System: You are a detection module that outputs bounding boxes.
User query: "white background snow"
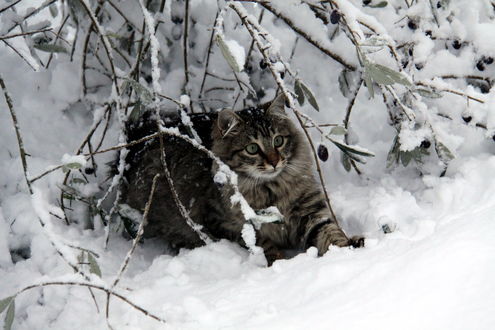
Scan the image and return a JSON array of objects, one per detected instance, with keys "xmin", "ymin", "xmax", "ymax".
[{"xmin": 1, "ymin": 0, "xmax": 495, "ymax": 329}]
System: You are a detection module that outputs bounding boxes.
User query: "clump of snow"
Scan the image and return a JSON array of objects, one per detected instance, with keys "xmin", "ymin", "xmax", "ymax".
[
  {"xmin": 224, "ymin": 39, "xmax": 246, "ymax": 71},
  {"xmin": 61, "ymin": 154, "xmax": 87, "ymax": 168}
]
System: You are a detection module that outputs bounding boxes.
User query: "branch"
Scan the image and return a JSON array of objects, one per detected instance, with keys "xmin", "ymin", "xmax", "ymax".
[
  {"xmin": 12, "ymin": 280, "xmax": 166, "ymax": 324},
  {"xmin": 0, "ymin": 28, "xmax": 53, "ymax": 41},
  {"xmin": 0, "ymin": 74, "xmax": 32, "ymax": 194},
  {"xmin": 250, "ymin": 1, "xmax": 357, "ymax": 71}
]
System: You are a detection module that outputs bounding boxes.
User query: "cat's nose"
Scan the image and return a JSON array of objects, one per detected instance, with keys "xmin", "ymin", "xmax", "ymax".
[{"xmin": 266, "ymin": 152, "xmax": 280, "ymax": 168}]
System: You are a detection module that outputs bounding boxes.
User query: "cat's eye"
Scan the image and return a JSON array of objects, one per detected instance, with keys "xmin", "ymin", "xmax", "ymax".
[
  {"xmin": 245, "ymin": 143, "xmax": 259, "ymax": 155},
  {"xmin": 273, "ymin": 135, "xmax": 284, "ymax": 147}
]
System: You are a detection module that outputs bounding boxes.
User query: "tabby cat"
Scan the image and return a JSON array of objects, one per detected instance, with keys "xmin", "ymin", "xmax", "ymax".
[{"xmin": 120, "ymin": 95, "xmax": 363, "ymax": 264}]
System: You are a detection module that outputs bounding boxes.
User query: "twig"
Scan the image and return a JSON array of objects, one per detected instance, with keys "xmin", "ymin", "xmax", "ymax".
[
  {"xmin": 343, "ymin": 78, "xmax": 363, "ymax": 175},
  {"xmin": 0, "ymin": 74, "xmax": 32, "ymax": 194},
  {"xmin": 0, "ymin": 0, "xmax": 22, "ymax": 14},
  {"xmin": 0, "ymin": 28, "xmax": 53, "ymax": 41},
  {"xmin": 46, "ymin": 16, "xmax": 70, "ymax": 68},
  {"xmin": 6, "ymin": 0, "xmax": 57, "ymax": 34},
  {"xmin": 251, "ymin": 1, "xmax": 357, "ymax": 71},
  {"xmin": 416, "ymin": 81, "xmax": 485, "ymax": 104},
  {"xmin": 2, "ymin": 40, "xmax": 38, "ymax": 71},
  {"xmin": 199, "ymin": 11, "xmax": 219, "ymax": 98},
  {"xmin": 12, "ymin": 281, "xmax": 166, "ymax": 324},
  {"xmin": 183, "ymin": 0, "xmax": 191, "ymax": 92}
]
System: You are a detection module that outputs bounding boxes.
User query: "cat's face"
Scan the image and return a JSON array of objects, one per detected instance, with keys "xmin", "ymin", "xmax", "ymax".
[{"xmin": 212, "ymin": 96, "xmax": 306, "ymax": 181}]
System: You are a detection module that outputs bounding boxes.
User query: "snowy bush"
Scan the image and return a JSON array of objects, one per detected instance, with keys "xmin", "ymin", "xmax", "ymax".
[{"xmin": 1, "ymin": 0, "xmax": 495, "ymax": 328}]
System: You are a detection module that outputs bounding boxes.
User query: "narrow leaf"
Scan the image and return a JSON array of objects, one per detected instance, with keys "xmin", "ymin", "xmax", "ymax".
[
  {"xmin": 129, "ymin": 100, "xmax": 142, "ymax": 122},
  {"xmin": 87, "ymin": 253, "xmax": 102, "ymax": 277},
  {"xmin": 329, "ymin": 126, "xmax": 347, "ymax": 135},
  {"xmin": 400, "ymin": 151, "xmax": 413, "ymax": 167},
  {"xmin": 365, "ymin": 62, "xmax": 412, "ymax": 86},
  {"xmin": 65, "ymin": 162, "xmax": 82, "ymax": 170},
  {"xmin": 216, "ymin": 35, "xmax": 242, "ymax": 72},
  {"xmin": 34, "ymin": 44, "xmax": 68, "ymax": 54},
  {"xmin": 435, "ymin": 141, "xmax": 454, "ymax": 162},
  {"xmin": 330, "ymin": 139, "xmax": 375, "ymax": 157},
  {"xmin": 416, "ymin": 88, "xmax": 443, "ymax": 99},
  {"xmin": 299, "ymin": 81, "xmax": 319, "ymax": 111},
  {"xmin": 341, "ymin": 153, "xmax": 352, "ymax": 172},
  {"xmin": 364, "ymin": 71, "xmax": 374, "ymax": 98},
  {"xmin": 386, "ymin": 135, "xmax": 400, "ymax": 168},
  {"xmin": 4, "ymin": 300, "xmax": 15, "ymax": 330},
  {"xmin": 369, "ymin": 1, "xmax": 388, "ymax": 8},
  {"xmin": 122, "ymin": 78, "xmax": 153, "ymax": 105},
  {"xmin": 0, "ymin": 297, "xmax": 13, "ymax": 314},
  {"xmin": 294, "ymin": 80, "xmax": 305, "ymax": 105},
  {"xmin": 71, "ymin": 178, "xmax": 86, "ymax": 185}
]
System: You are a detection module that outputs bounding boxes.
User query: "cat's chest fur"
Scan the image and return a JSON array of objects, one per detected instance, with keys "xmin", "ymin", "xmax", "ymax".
[{"xmin": 238, "ymin": 171, "xmax": 315, "ymax": 217}]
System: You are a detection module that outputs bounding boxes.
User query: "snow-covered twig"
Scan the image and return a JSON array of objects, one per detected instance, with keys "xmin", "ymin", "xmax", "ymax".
[
  {"xmin": 0, "ymin": 74, "xmax": 32, "ymax": 194},
  {"xmin": 111, "ymin": 174, "xmax": 160, "ymax": 290},
  {"xmin": 10, "ymin": 280, "xmax": 167, "ymax": 324},
  {"xmin": 240, "ymin": 0, "xmax": 357, "ymax": 71}
]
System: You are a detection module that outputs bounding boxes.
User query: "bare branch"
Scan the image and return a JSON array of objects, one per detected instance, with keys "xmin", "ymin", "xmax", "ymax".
[{"xmin": 0, "ymin": 74, "xmax": 32, "ymax": 194}]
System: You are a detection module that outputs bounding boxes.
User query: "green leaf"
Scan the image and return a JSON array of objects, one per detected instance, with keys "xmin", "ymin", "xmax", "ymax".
[
  {"xmin": 341, "ymin": 152, "xmax": 352, "ymax": 172},
  {"xmin": 299, "ymin": 81, "xmax": 319, "ymax": 111},
  {"xmin": 416, "ymin": 88, "xmax": 443, "ymax": 99},
  {"xmin": 364, "ymin": 71, "xmax": 374, "ymax": 98},
  {"xmin": 49, "ymin": 3, "xmax": 59, "ymax": 17},
  {"xmin": 294, "ymin": 80, "xmax": 305, "ymax": 105},
  {"xmin": 365, "ymin": 61, "xmax": 412, "ymax": 87},
  {"xmin": 122, "ymin": 78, "xmax": 153, "ymax": 105},
  {"xmin": 386, "ymin": 135, "xmax": 400, "ymax": 168},
  {"xmin": 400, "ymin": 151, "xmax": 413, "ymax": 167},
  {"xmin": 66, "ymin": 162, "xmax": 82, "ymax": 170},
  {"xmin": 330, "ymin": 139, "xmax": 375, "ymax": 157},
  {"xmin": 71, "ymin": 178, "xmax": 86, "ymax": 185},
  {"xmin": 369, "ymin": 1, "xmax": 388, "ymax": 8},
  {"xmin": 216, "ymin": 35, "xmax": 242, "ymax": 72},
  {"xmin": 34, "ymin": 44, "xmax": 68, "ymax": 54},
  {"xmin": 4, "ymin": 300, "xmax": 15, "ymax": 330},
  {"xmin": 338, "ymin": 69, "xmax": 352, "ymax": 98},
  {"xmin": 129, "ymin": 100, "xmax": 142, "ymax": 122},
  {"xmin": 329, "ymin": 126, "xmax": 347, "ymax": 135},
  {"xmin": 435, "ymin": 141, "xmax": 454, "ymax": 162},
  {"xmin": 0, "ymin": 297, "xmax": 14, "ymax": 314},
  {"xmin": 106, "ymin": 32, "xmax": 126, "ymax": 39},
  {"xmin": 87, "ymin": 253, "xmax": 102, "ymax": 277}
]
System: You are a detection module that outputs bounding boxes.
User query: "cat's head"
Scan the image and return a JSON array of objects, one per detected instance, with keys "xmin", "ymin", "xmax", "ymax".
[{"xmin": 212, "ymin": 95, "xmax": 309, "ymax": 181}]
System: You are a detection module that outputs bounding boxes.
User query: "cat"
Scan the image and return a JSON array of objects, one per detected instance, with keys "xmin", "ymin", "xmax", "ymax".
[{"xmin": 119, "ymin": 95, "xmax": 364, "ymax": 265}]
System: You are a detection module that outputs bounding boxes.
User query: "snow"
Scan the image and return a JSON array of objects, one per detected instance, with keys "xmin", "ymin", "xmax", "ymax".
[
  {"xmin": 224, "ymin": 39, "xmax": 246, "ymax": 71},
  {"xmin": 2, "ymin": 0, "xmax": 495, "ymax": 329}
]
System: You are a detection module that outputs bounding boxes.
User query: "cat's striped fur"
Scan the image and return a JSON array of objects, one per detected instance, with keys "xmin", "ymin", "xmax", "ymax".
[{"xmin": 121, "ymin": 95, "xmax": 363, "ymax": 265}]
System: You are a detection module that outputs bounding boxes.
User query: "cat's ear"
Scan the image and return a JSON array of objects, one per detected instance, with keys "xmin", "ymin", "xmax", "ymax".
[
  {"xmin": 266, "ymin": 93, "xmax": 287, "ymax": 117},
  {"xmin": 216, "ymin": 109, "xmax": 243, "ymax": 138}
]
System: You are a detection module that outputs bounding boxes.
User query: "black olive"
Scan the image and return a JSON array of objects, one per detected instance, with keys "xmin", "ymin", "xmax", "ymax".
[
  {"xmin": 476, "ymin": 61, "xmax": 485, "ymax": 71},
  {"xmin": 462, "ymin": 116, "xmax": 472, "ymax": 123},
  {"xmin": 408, "ymin": 20, "xmax": 417, "ymax": 30},
  {"xmin": 84, "ymin": 167, "xmax": 95, "ymax": 175},
  {"xmin": 330, "ymin": 10, "xmax": 341, "ymax": 24},
  {"xmin": 452, "ymin": 40, "xmax": 461, "ymax": 49},
  {"xmin": 317, "ymin": 144, "xmax": 329, "ymax": 162},
  {"xmin": 483, "ymin": 56, "xmax": 494, "ymax": 65},
  {"xmin": 420, "ymin": 140, "xmax": 431, "ymax": 149},
  {"xmin": 259, "ymin": 60, "xmax": 267, "ymax": 69}
]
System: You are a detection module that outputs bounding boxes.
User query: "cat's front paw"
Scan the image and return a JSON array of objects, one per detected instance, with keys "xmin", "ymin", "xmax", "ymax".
[{"xmin": 349, "ymin": 235, "xmax": 365, "ymax": 248}]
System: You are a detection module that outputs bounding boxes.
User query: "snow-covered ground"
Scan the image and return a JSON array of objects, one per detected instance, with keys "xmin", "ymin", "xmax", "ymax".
[{"xmin": 2, "ymin": 0, "xmax": 495, "ymax": 329}]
